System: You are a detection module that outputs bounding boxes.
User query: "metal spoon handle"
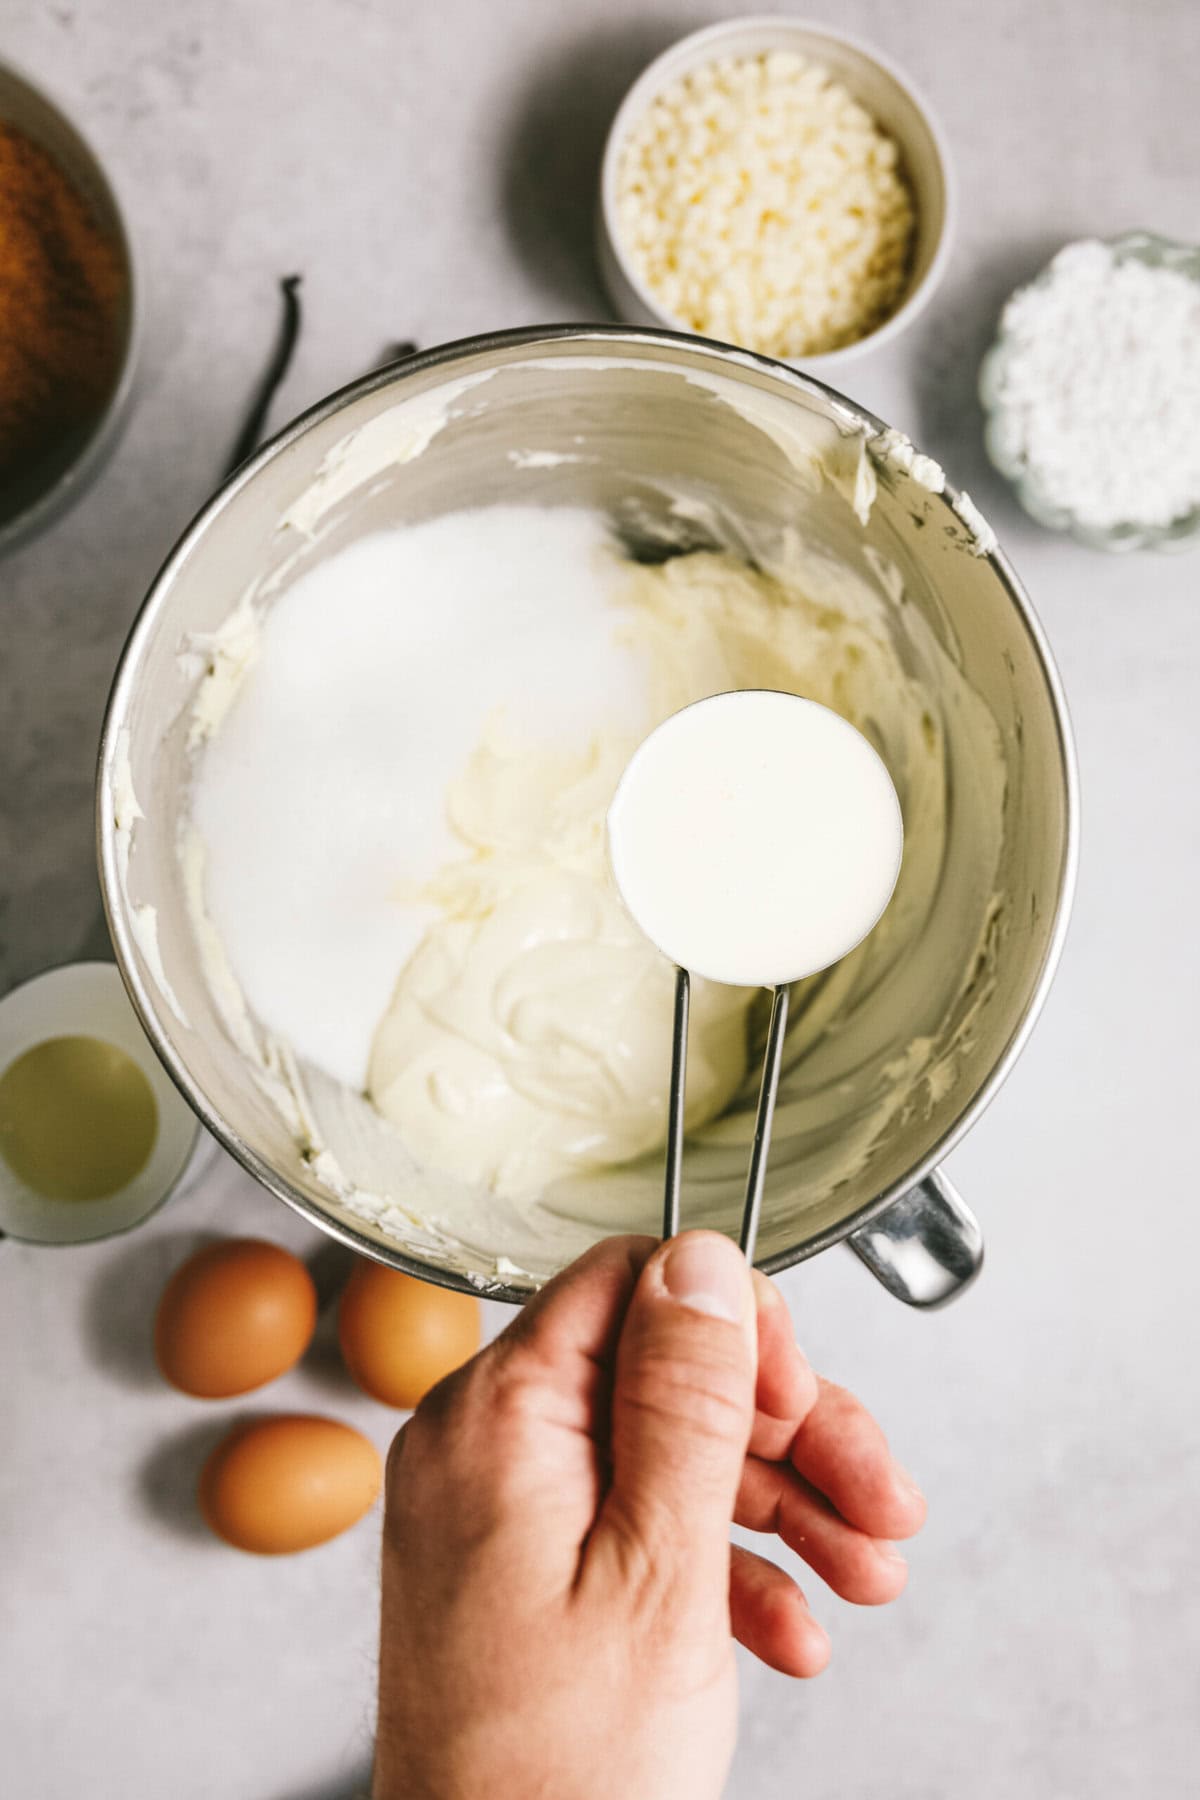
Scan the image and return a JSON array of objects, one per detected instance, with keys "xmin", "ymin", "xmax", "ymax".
[
  {"xmin": 739, "ymin": 983, "xmax": 790, "ymax": 1264},
  {"xmin": 662, "ymin": 965, "xmax": 690, "ymax": 1239},
  {"xmin": 661, "ymin": 973, "xmax": 789, "ymax": 1268}
]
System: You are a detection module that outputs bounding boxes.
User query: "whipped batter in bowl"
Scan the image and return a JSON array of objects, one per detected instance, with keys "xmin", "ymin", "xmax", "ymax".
[{"xmin": 98, "ymin": 330, "xmax": 1076, "ymax": 1298}]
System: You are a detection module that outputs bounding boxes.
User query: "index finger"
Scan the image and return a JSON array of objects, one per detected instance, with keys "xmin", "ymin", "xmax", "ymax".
[{"xmin": 504, "ymin": 1234, "xmax": 657, "ymax": 1370}]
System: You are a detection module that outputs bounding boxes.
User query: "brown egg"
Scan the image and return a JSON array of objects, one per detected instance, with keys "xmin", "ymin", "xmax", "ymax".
[
  {"xmin": 155, "ymin": 1238, "xmax": 317, "ymax": 1398},
  {"xmin": 338, "ymin": 1261, "xmax": 481, "ymax": 1409},
  {"xmin": 198, "ymin": 1414, "xmax": 382, "ymax": 1554}
]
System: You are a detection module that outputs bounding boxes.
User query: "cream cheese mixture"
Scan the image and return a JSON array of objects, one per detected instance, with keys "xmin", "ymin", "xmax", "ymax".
[{"xmin": 189, "ymin": 498, "xmax": 977, "ymax": 1209}]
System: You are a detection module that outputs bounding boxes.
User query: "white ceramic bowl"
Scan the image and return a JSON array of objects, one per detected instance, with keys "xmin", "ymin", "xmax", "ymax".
[{"xmin": 596, "ymin": 16, "xmax": 955, "ymax": 373}]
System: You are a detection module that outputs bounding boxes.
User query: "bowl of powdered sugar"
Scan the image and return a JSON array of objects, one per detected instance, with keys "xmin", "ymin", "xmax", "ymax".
[{"xmin": 980, "ymin": 232, "xmax": 1200, "ymax": 552}]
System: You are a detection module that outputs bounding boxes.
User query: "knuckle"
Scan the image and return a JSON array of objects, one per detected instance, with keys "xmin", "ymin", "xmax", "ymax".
[
  {"xmin": 817, "ymin": 1376, "xmax": 881, "ymax": 1450},
  {"xmin": 409, "ymin": 1365, "xmax": 459, "ymax": 1437},
  {"xmin": 385, "ymin": 1410, "xmax": 443, "ymax": 1520},
  {"xmin": 622, "ymin": 1345, "xmax": 751, "ymax": 1448},
  {"xmin": 444, "ymin": 1351, "xmax": 557, "ymax": 1509},
  {"xmin": 835, "ymin": 1535, "xmax": 899, "ymax": 1605},
  {"xmin": 382, "ymin": 1441, "xmax": 408, "ymax": 1537},
  {"xmin": 384, "ymin": 1420, "xmax": 411, "ymax": 1496},
  {"xmin": 382, "ymin": 1422, "xmax": 429, "ymax": 1552},
  {"xmin": 815, "ymin": 1377, "xmax": 857, "ymax": 1422},
  {"xmin": 389, "ymin": 1365, "xmax": 477, "ymax": 1502},
  {"xmin": 480, "ymin": 1355, "xmax": 552, "ymax": 1460}
]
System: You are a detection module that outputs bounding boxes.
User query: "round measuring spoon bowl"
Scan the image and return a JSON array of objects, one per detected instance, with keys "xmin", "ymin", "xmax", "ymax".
[{"xmin": 607, "ymin": 691, "xmax": 904, "ymax": 988}]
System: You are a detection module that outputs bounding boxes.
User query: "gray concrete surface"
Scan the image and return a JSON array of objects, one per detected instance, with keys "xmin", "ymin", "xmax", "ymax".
[{"xmin": 1, "ymin": 2, "xmax": 1198, "ymax": 1795}]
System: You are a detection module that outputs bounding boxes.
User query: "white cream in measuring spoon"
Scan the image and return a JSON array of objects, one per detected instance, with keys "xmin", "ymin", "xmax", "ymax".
[
  {"xmin": 607, "ymin": 691, "xmax": 904, "ymax": 1255},
  {"xmin": 607, "ymin": 691, "xmax": 904, "ymax": 988}
]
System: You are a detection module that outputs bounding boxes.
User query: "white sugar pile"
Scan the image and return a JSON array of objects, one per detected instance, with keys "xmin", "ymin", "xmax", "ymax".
[{"xmin": 990, "ymin": 240, "xmax": 1200, "ymax": 532}]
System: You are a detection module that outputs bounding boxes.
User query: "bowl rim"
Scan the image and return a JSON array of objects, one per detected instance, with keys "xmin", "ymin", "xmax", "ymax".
[
  {"xmin": 597, "ymin": 14, "xmax": 957, "ymax": 371},
  {"xmin": 95, "ymin": 323, "xmax": 1079, "ymax": 1302},
  {"xmin": 0, "ymin": 54, "xmax": 140, "ymax": 556}
]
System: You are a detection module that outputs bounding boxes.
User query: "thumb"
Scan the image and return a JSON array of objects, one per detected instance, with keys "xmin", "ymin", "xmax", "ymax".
[{"xmin": 594, "ymin": 1231, "xmax": 757, "ymax": 1595}]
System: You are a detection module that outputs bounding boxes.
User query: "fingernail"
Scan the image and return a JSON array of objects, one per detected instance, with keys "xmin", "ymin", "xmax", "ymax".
[
  {"xmin": 663, "ymin": 1234, "xmax": 748, "ymax": 1323},
  {"xmin": 876, "ymin": 1541, "xmax": 907, "ymax": 1567},
  {"xmin": 894, "ymin": 1464, "xmax": 925, "ymax": 1502}
]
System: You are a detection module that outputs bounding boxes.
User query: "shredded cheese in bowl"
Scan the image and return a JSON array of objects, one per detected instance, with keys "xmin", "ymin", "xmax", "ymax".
[{"xmin": 614, "ymin": 49, "xmax": 916, "ymax": 359}]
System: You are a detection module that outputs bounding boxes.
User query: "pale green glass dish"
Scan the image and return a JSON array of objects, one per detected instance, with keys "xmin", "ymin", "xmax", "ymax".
[{"xmin": 979, "ymin": 231, "xmax": 1200, "ymax": 554}]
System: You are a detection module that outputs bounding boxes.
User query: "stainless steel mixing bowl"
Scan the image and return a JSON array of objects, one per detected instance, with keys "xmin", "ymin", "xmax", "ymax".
[{"xmin": 97, "ymin": 328, "xmax": 1077, "ymax": 1307}]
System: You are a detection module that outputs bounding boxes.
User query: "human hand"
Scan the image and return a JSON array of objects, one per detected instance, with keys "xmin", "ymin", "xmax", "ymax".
[{"xmin": 375, "ymin": 1232, "xmax": 925, "ymax": 1800}]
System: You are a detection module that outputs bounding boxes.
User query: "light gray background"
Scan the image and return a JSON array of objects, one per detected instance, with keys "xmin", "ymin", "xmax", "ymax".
[{"xmin": 2, "ymin": 2, "xmax": 1198, "ymax": 1796}]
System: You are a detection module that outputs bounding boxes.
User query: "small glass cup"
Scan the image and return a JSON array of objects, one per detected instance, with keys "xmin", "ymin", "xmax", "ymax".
[{"xmin": 0, "ymin": 962, "xmax": 201, "ymax": 1246}]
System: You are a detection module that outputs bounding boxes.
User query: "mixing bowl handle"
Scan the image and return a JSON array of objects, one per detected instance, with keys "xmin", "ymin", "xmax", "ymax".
[{"xmin": 848, "ymin": 1170, "xmax": 983, "ymax": 1308}]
